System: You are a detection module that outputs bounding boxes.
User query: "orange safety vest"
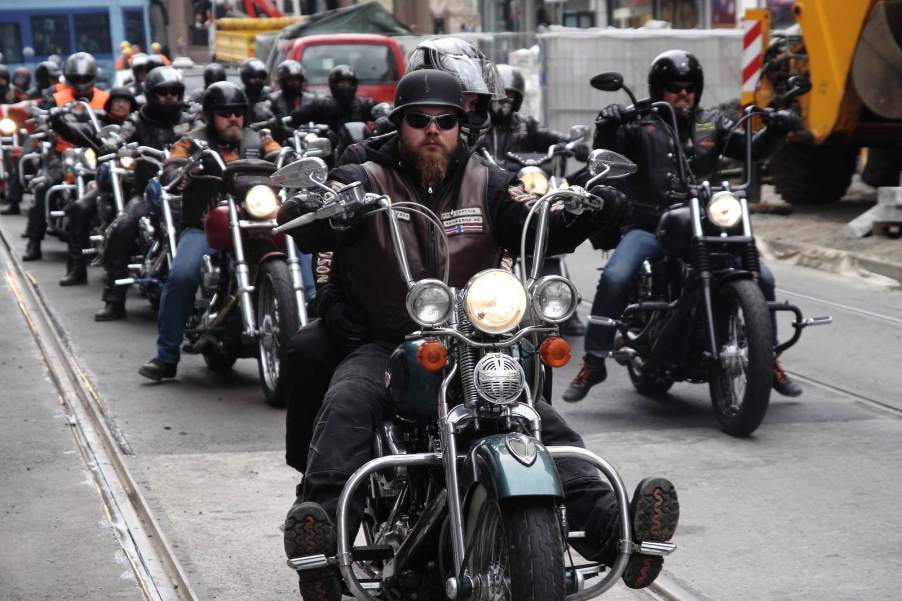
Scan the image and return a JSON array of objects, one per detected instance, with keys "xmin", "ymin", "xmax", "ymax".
[{"xmin": 53, "ymin": 86, "xmax": 110, "ymax": 153}]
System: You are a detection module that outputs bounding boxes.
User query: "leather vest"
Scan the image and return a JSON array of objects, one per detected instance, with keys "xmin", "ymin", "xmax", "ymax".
[{"xmin": 342, "ymin": 156, "xmax": 504, "ymax": 341}]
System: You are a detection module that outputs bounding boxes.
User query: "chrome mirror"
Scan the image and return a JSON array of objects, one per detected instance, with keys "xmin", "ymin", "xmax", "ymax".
[
  {"xmin": 271, "ymin": 157, "xmax": 329, "ymax": 189},
  {"xmin": 588, "ymin": 149, "xmax": 637, "ymax": 179}
]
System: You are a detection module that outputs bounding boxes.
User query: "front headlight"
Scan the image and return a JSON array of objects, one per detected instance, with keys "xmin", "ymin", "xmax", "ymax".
[
  {"xmin": 245, "ymin": 185, "xmax": 280, "ymax": 219},
  {"xmin": 532, "ymin": 276, "xmax": 579, "ymax": 323},
  {"xmin": 119, "ymin": 155, "xmax": 135, "ymax": 170},
  {"xmin": 82, "ymin": 148, "xmax": 97, "ymax": 169},
  {"xmin": 464, "ymin": 269, "xmax": 527, "ymax": 335},
  {"xmin": 518, "ymin": 166, "xmax": 549, "ymax": 196},
  {"xmin": 707, "ymin": 192, "xmax": 742, "ymax": 229},
  {"xmin": 0, "ymin": 118, "xmax": 16, "ymax": 136},
  {"xmin": 406, "ymin": 279, "xmax": 453, "ymax": 327}
]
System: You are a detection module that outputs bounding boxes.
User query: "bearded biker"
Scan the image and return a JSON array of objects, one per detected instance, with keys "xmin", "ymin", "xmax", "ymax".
[
  {"xmin": 276, "ymin": 69, "xmax": 680, "ymax": 600},
  {"xmin": 563, "ymin": 49, "xmax": 805, "ymax": 402},
  {"xmin": 138, "ymin": 81, "xmax": 280, "ymax": 380}
]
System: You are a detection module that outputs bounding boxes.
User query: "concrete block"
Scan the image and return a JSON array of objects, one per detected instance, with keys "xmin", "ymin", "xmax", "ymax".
[
  {"xmin": 844, "ymin": 187, "xmax": 902, "ymax": 239},
  {"xmin": 877, "ymin": 186, "xmax": 902, "ymax": 207}
]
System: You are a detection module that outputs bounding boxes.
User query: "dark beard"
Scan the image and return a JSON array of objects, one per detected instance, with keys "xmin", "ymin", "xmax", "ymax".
[{"xmin": 402, "ymin": 144, "xmax": 451, "ymax": 189}]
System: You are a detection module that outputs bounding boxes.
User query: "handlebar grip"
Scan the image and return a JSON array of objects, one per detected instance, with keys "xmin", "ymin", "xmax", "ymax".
[{"xmin": 272, "ymin": 211, "xmax": 316, "ymax": 233}]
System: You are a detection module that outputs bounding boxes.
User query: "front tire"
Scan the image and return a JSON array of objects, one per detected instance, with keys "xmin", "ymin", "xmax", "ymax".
[
  {"xmin": 769, "ymin": 141, "xmax": 857, "ymax": 205},
  {"xmin": 256, "ymin": 260, "xmax": 300, "ymax": 408},
  {"xmin": 465, "ymin": 485, "xmax": 564, "ymax": 601},
  {"xmin": 708, "ymin": 279, "xmax": 774, "ymax": 437}
]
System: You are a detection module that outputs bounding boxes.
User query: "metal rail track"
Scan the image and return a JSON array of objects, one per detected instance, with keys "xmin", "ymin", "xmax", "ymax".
[{"xmin": 0, "ymin": 224, "xmax": 197, "ymax": 601}]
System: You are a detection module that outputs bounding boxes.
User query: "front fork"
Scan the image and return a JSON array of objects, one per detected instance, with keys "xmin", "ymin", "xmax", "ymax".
[{"xmin": 228, "ymin": 197, "xmax": 257, "ymax": 341}]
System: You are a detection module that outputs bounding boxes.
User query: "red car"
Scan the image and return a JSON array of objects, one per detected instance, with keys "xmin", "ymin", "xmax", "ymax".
[{"xmin": 285, "ymin": 34, "xmax": 405, "ymax": 105}]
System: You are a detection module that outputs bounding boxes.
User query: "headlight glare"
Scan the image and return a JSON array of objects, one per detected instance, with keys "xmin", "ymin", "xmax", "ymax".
[
  {"xmin": 532, "ymin": 275, "xmax": 579, "ymax": 323},
  {"xmin": 405, "ymin": 279, "xmax": 453, "ymax": 327},
  {"xmin": 119, "ymin": 155, "xmax": 135, "ymax": 170},
  {"xmin": 245, "ymin": 185, "xmax": 279, "ymax": 219},
  {"xmin": 464, "ymin": 269, "xmax": 527, "ymax": 335},
  {"xmin": 82, "ymin": 148, "xmax": 97, "ymax": 169},
  {"xmin": 0, "ymin": 118, "xmax": 16, "ymax": 136},
  {"xmin": 707, "ymin": 192, "xmax": 742, "ymax": 229},
  {"xmin": 517, "ymin": 166, "xmax": 548, "ymax": 196}
]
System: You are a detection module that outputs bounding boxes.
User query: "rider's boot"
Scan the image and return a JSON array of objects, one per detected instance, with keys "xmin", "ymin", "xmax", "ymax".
[
  {"xmin": 622, "ymin": 477, "xmax": 680, "ymax": 589},
  {"xmin": 0, "ymin": 202, "xmax": 20, "ymax": 215},
  {"xmin": 284, "ymin": 497, "xmax": 342, "ymax": 601},
  {"xmin": 138, "ymin": 357, "xmax": 177, "ymax": 381},
  {"xmin": 22, "ymin": 238, "xmax": 41, "ymax": 261},
  {"xmin": 59, "ymin": 254, "xmax": 88, "ymax": 286},
  {"xmin": 95, "ymin": 283, "xmax": 127, "ymax": 321},
  {"xmin": 772, "ymin": 354, "xmax": 802, "ymax": 397},
  {"xmin": 562, "ymin": 354, "xmax": 607, "ymax": 402}
]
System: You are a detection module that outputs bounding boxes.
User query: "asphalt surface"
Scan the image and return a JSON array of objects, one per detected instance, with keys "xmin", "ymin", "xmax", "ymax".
[{"xmin": 2, "ymin": 207, "xmax": 901, "ymax": 600}]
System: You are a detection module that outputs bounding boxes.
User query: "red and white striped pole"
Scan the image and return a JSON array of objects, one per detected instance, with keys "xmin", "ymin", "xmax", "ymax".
[{"xmin": 741, "ymin": 9, "xmax": 770, "ymax": 107}]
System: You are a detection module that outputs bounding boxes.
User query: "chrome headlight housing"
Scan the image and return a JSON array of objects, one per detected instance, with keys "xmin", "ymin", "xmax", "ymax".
[
  {"xmin": 531, "ymin": 275, "xmax": 579, "ymax": 323},
  {"xmin": 245, "ymin": 185, "xmax": 280, "ymax": 219},
  {"xmin": 405, "ymin": 279, "xmax": 453, "ymax": 327},
  {"xmin": 707, "ymin": 192, "xmax": 742, "ymax": 229},
  {"xmin": 464, "ymin": 269, "xmax": 527, "ymax": 335},
  {"xmin": 0, "ymin": 118, "xmax": 17, "ymax": 136},
  {"xmin": 517, "ymin": 166, "xmax": 549, "ymax": 196}
]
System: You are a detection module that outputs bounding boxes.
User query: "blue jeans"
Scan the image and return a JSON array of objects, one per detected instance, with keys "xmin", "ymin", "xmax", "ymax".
[
  {"xmin": 585, "ymin": 229, "xmax": 777, "ymax": 355},
  {"xmin": 299, "ymin": 250, "xmax": 316, "ymax": 302},
  {"xmin": 156, "ymin": 228, "xmax": 215, "ymax": 364}
]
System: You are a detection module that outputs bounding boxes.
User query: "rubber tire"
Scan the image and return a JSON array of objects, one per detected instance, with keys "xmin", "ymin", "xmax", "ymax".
[
  {"xmin": 861, "ymin": 146, "xmax": 902, "ymax": 188},
  {"xmin": 465, "ymin": 486, "xmax": 565, "ymax": 601},
  {"xmin": 203, "ymin": 350, "xmax": 237, "ymax": 373},
  {"xmin": 255, "ymin": 260, "xmax": 300, "ymax": 408},
  {"xmin": 770, "ymin": 141, "xmax": 858, "ymax": 205},
  {"xmin": 627, "ymin": 362, "xmax": 674, "ymax": 395},
  {"xmin": 708, "ymin": 279, "xmax": 774, "ymax": 437}
]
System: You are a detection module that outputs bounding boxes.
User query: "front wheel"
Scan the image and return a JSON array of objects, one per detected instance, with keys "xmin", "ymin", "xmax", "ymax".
[
  {"xmin": 256, "ymin": 259, "xmax": 301, "ymax": 408},
  {"xmin": 465, "ymin": 485, "xmax": 564, "ymax": 601},
  {"xmin": 708, "ymin": 279, "xmax": 774, "ymax": 437}
]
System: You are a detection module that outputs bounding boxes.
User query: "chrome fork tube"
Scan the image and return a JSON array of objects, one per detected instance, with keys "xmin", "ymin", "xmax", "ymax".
[
  {"xmin": 162, "ymin": 192, "xmax": 178, "ymax": 265},
  {"xmin": 437, "ymin": 362, "xmax": 466, "ymax": 575},
  {"xmin": 285, "ymin": 237, "xmax": 308, "ymax": 326},
  {"xmin": 528, "ymin": 200, "xmax": 551, "ymax": 285},
  {"xmin": 228, "ymin": 197, "xmax": 256, "ymax": 338},
  {"xmin": 110, "ymin": 166, "xmax": 125, "ymax": 214}
]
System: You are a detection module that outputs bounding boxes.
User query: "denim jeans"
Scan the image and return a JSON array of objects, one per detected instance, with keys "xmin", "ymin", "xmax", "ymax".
[
  {"xmin": 585, "ymin": 229, "xmax": 778, "ymax": 355},
  {"xmin": 155, "ymin": 228, "xmax": 215, "ymax": 364},
  {"xmin": 298, "ymin": 249, "xmax": 315, "ymax": 302}
]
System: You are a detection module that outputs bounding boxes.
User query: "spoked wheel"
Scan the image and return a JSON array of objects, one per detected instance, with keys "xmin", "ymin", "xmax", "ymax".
[
  {"xmin": 708, "ymin": 279, "xmax": 774, "ymax": 437},
  {"xmin": 465, "ymin": 485, "xmax": 564, "ymax": 601},
  {"xmin": 256, "ymin": 260, "xmax": 300, "ymax": 408}
]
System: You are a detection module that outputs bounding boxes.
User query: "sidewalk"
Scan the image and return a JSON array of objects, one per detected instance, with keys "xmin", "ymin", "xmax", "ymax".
[{"xmin": 753, "ymin": 178, "xmax": 902, "ymax": 284}]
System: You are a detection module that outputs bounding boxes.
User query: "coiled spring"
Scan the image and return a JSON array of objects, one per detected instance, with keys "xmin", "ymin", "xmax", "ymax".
[{"xmin": 456, "ymin": 303, "xmax": 479, "ymax": 406}]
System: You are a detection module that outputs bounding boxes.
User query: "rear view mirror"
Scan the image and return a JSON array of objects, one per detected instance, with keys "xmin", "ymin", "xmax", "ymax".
[
  {"xmin": 590, "ymin": 72, "xmax": 624, "ymax": 92},
  {"xmin": 271, "ymin": 157, "xmax": 329, "ymax": 189},
  {"xmin": 587, "ymin": 149, "xmax": 637, "ymax": 180}
]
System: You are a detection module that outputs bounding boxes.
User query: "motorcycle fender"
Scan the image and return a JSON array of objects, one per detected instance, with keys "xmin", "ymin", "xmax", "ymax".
[
  {"xmin": 258, "ymin": 250, "xmax": 287, "ymax": 265},
  {"xmin": 716, "ymin": 269, "xmax": 757, "ymax": 286},
  {"xmin": 469, "ymin": 433, "xmax": 563, "ymax": 501}
]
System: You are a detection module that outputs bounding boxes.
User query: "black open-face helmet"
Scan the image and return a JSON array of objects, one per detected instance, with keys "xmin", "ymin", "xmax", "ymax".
[
  {"xmin": 406, "ymin": 37, "xmax": 505, "ymax": 130},
  {"xmin": 146, "ymin": 54, "xmax": 166, "ymax": 72},
  {"xmin": 64, "ymin": 52, "xmax": 98, "ymax": 97},
  {"xmin": 203, "ymin": 62, "xmax": 227, "ymax": 88},
  {"xmin": 389, "ymin": 69, "xmax": 465, "ymax": 126},
  {"xmin": 276, "ymin": 59, "xmax": 305, "ymax": 92},
  {"xmin": 328, "ymin": 64, "xmax": 358, "ymax": 104},
  {"xmin": 35, "ymin": 61, "xmax": 61, "ymax": 90},
  {"xmin": 496, "ymin": 64, "xmax": 526, "ymax": 112},
  {"xmin": 131, "ymin": 53, "xmax": 150, "ymax": 82},
  {"xmin": 240, "ymin": 58, "xmax": 267, "ymax": 93},
  {"xmin": 202, "ymin": 81, "xmax": 248, "ymax": 123},
  {"xmin": 144, "ymin": 66, "xmax": 185, "ymax": 121},
  {"xmin": 648, "ymin": 49, "xmax": 704, "ymax": 107},
  {"xmin": 104, "ymin": 86, "xmax": 139, "ymax": 113}
]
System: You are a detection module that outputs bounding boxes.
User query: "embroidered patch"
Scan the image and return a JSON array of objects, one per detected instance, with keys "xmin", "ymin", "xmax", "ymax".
[
  {"xmin": 394, "ymin": 210, "xmax": 411, "ymax": 222},
  {"xmin": 695, "ymin": 121, "xmax": 716, "ymax": 132},
  {"xmin": 442, "ymin": 207, "xmax": 484, "ymax": 235}
]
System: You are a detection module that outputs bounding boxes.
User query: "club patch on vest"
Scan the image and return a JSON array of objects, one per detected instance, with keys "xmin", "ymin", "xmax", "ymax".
[
  {"xmin": 441, "ymin": 207, "xmax": 483, "ymax": 236},
  {"xmin": 695, "ymin": 121, "xmax": 715, "ymax": 132}
]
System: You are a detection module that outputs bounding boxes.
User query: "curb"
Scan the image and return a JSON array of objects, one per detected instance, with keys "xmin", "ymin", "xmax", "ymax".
[{"xmin": 757, "ymin": 237, "xmax": 902, "ymax": 286}]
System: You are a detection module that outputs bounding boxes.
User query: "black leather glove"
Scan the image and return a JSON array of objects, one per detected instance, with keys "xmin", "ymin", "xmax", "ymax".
[
  {"xmin": 329, "ymin": 201, "xmax": 366, "ymax": 230},
  {"xmin": 571, "ymin": 142, "xmax": 590, "ymax": 162},
  {"xmin": 589, "ymin": 185, "xmax": 627, "ymax": 224},
  {"xmin": 596, "ymin": 104, "xmax": 625, "ymax": 126},
  {"xmin": 277, "ymin": 193, "xmax": 321, "ymax": 227},
  {"xmin": 767, "ymin": 110, "xmax": 803, "ymax": 133}
]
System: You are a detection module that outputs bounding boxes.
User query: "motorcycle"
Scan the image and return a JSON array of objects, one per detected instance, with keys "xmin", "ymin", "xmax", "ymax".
[
  {"xmin": 589, "ymin": 72, "xmax": 831, "ymax": 436},
  {"xmin": 273, "ymin": 154, "xmax": 675, "ymax": 600},
  {"xmin": 178, "ymin": 140, "xmax": 304, "ymax": 407},
  {"xmin": 0, "ymin": 103, "xmax": 26, "ymax": 200}
]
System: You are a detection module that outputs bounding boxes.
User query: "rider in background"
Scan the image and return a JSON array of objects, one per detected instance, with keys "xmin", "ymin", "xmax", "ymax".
[
  {"xmin": 239, "ymin": 58, "xmax": 273, "ymax": 125},
  {"xmin": 562, "ymin": 49, "xmax": 805, "ymax": 402},
  {"xmin": 187, "ymin": 62, "xmax": 227, "ymax": 106}
]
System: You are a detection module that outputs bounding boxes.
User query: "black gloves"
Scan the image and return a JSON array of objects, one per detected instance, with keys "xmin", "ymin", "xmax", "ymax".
[
  {"xmin": 571, "ymin": 142, "xmax": 590, "ymax": 162},
  {"xmin": 277, "ymin": 193, "xmax": 321, "ymax": 227},
  {"xmin": 589, "ymin": 185, "xmax": 627, "ymax": 224},
  {"xmin": 596, "ymin": 104, "xmax": 625, "ymax": 126},
  {"xmin": 766, "ymin": 110, "xmax": 803, "ymax": 133}
]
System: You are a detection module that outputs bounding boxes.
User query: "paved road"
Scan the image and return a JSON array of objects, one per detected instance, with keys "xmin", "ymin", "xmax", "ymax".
[{"xmin": 2, "ymin": 209, "xmax": 901, "ymax": 601}]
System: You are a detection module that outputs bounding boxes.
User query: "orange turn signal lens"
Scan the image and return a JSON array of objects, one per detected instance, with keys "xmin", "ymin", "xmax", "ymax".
[
  {"xmin": 416, "ymin": 339, "xmax": 448, "ymax": 372},
  {"xmin": 539, "ymin": 336, "xmax": 571, "ymax": 368},
  {"xmin": 63, "ymin": 172, "xmax": 76, "ymax": 184}
]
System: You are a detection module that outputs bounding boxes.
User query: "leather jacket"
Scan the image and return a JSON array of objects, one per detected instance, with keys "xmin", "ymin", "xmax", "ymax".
[{"xmin": 474, "ymin": 113, "xmax": 568, "ymax": 168}]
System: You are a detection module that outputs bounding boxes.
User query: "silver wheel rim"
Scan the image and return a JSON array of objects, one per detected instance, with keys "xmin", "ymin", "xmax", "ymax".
[
  {"xmin": 257, "ymin": 274, "xmax": 281, "ymax": 394},
  {"xmin": 718, "ymin": 302, "xmax": 749, "ymax": 416},
  {"xmin": 469, "ymin": 500, "xmax": 512, "ymax": 601}
]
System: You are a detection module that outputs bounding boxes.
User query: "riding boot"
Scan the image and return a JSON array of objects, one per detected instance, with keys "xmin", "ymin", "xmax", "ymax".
[
  {"xmin": 59, "ymin": 254, "xmax": 88, "ymax": 286},
  {"xmin": 22, "ymin": 238, "xmax": 42, "ymax": 261},
  {"xmin": 95, "ymin": 282, "xmax": 127, "ymax": 321},
  {"xmin": 0, "ymin": 203, "xmax": 20, "ymax": 215}
]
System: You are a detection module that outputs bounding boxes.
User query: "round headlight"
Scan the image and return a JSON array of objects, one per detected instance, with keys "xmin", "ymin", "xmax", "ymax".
[
  {"xmin": 0, "ymin": 118, "xmax": 17, "ymax": 136},
  {"xmin": 82, "ymin": 148, "xmax": 97, "ymax": 169},
  {"xmin": 119, "ymin": 155, "xmax": 135, "ymax": 170},
  {"xmin": 245, "ymin": 185, "xmax": 280, "ymax": 219},
  {"xmin": 518, "ymin": 166, "xmax": 549, "ymax": 196},
  {"xmin": 405, "ymin": 279, "xmax": 453, "ymax": 327},
  {"xmin": 464, "ymin": 269, "xmax": 527, "ymax": 335},
  {"xmin": 531, "ymin": 276, "xmax": 579, "ymax": 323},
  {"xmin": 707, "ymin": 192, "xmax": 742, "ymax": 229}
]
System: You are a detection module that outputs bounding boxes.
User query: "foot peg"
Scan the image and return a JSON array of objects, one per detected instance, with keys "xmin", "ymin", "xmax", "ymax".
[
  {"xmin": 635, "ymin": 540, "xmax": 676, "ymax": 557},
  {"xmin": 287, "ymin": 553, "xmax": 335, "ymax": 572},
  {"xmin": 796, "ymin": 315, "xmax": 832, "ymax": 328}
]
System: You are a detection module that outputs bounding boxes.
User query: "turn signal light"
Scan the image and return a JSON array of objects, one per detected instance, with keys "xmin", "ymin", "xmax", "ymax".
[
  {"xmin": 416, "ymin": 339, "xmax": 448, "ymax": 372},
  {"xmin": 64, "ymin": 172, "xmax": 76, "ymax": 184},
  {"xmin": 539, "ymin": 337, "xmax": 571, "ymax": 368}
]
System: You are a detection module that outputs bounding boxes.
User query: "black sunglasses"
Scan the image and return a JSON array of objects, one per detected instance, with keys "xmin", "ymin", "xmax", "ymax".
[
  {"xmin": 404, "ymin": 112, "xmax": 459, "ymax": 130},
  {"xmin": 155, "ymin": 87, "xmax": 182, "ymax": 98},
  {"xmin": 663, "ymin": 81, "xmax": 696, "ymax": 94},
  {"xmin": 68, "ymin": 74, "xmax": 94, "ymax": 85},
  {"xmin": 215, "ymin": 109, "xmax": 243, "ymax": 118}
]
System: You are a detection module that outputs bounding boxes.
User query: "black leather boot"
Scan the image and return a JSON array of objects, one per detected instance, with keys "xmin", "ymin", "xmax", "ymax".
[
  {"xmin": 22, "ymin": 238, "xmax": 42, "ymax": 261},
  {"xmin": 0, "ymin": 203, "xmax": 20, "ymax": 215},
  {"xmin": 59, "ymin": 255, "xmax": 87, "ymax": 286},
  {"xmin": 95, "ymin": 301, "xmax": 126, "ymax": 321}
]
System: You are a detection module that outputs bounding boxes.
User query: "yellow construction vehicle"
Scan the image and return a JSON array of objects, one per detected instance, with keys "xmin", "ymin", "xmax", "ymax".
[{"xmin": 747, "ymin": 1, "xmax": 902, "ymax": 204}]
